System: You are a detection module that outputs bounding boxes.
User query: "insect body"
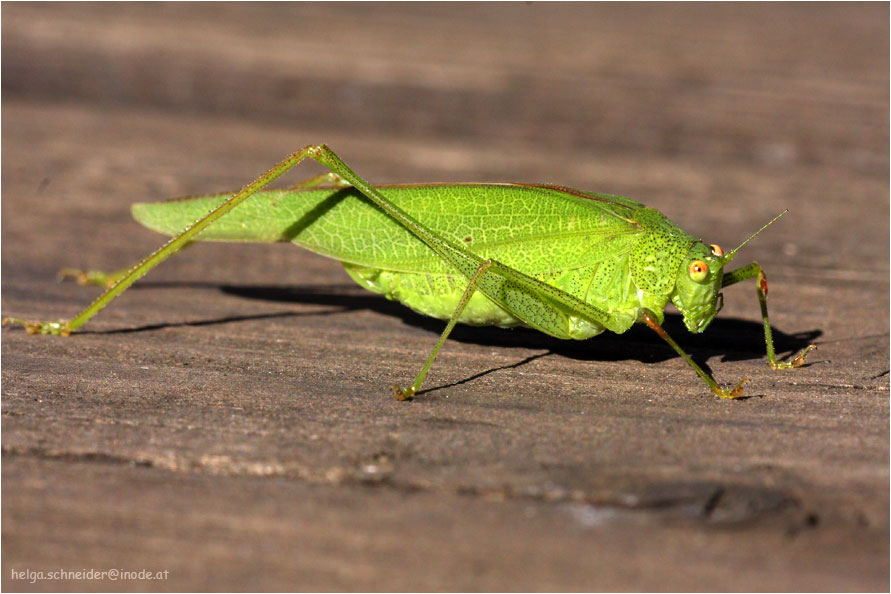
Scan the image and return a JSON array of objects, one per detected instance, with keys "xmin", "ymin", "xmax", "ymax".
[
  {"xmin": 3, "ymin": 145, "xmax": 814, "ymax": 400},
  {"xmin": 134, "ymin": 184, "xmax": 669, "ymax": 337}
]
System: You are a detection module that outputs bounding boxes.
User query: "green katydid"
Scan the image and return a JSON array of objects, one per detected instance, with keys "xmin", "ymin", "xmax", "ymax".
[{"xmin": 3, "ymin": 144, "xmax": 814, "ymax": 400}]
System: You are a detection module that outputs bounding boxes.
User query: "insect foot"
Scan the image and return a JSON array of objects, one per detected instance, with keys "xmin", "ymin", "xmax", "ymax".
[
  {"xmin": 711, "ymin": 378, "xmax": 750, "ymax": 399},
  {"xmin": 770, "ymin": 345, "xmax": 817, "ymax": 370},
  {"xmin": 392, "ymin": 384, "xmax": 416, "ymax": 402},
  {"xmin": 2, "ymin": 317, "xmax": 72, "ymax": 336},
  {"xmin": 58, "ymin": 267, "xmax": 118, "ymax": 288}
]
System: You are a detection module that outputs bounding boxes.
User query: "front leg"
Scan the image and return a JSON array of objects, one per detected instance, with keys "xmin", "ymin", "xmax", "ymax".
[
  {"xmin": 722, "ymin": 262, "xmax": 816, "ymax": 369},
  {"xmin": 639, "ymin": 309, "xmax": 748, "ymax": 399}
]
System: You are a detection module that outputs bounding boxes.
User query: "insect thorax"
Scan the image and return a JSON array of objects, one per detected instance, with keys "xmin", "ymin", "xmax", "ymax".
[{"xmin": 628, "ymin": 207, "xmax": 696, "ymax": 302}]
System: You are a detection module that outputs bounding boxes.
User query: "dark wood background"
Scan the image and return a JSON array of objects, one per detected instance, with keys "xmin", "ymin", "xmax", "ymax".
[{"xmin": 2, "ymin": 3, "xmax": 888, "ymax": 591}]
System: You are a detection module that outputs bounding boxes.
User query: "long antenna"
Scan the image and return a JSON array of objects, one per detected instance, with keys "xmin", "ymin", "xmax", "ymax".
[{"xmin": 725, "ymin": 210, "xmax": 787, "ymax": 263}]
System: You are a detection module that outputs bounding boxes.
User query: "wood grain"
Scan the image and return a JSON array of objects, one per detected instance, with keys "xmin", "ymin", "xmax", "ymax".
[{"xmin": 2, "ymin": 4, "xmax": 888, "ymax": 591}]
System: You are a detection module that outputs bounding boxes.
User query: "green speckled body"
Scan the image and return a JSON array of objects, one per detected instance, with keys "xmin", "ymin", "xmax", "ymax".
[{"xmin": 132, "ymin": 184, "xmax": 697, "ymax": 340}]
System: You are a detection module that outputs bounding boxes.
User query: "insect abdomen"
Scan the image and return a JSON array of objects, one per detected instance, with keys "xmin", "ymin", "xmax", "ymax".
[
  {"xmin": 343, "ymin": 263, "xmax": 524, "ymax": 328},
  {"xmin": 343, "ymin": 263, "xmax": 613, "ymax": 340}
]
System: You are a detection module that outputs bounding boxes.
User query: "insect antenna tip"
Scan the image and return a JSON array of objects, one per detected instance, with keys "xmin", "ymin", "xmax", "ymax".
[{"xmin": 725, "ymin": 210, "xmax": 787, "ymax": 263}]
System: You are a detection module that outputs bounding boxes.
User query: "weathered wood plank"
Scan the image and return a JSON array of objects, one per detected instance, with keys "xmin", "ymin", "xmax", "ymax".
[{"xmin": 2, "ymin": 3, "xmax": 888, "ymax": 591}]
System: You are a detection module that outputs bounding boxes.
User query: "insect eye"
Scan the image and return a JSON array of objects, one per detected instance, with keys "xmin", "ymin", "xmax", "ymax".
[
  {"xmin": 709, "ymin": 244, "xmax": 724, "ymax": 257},
  {"xmin": 688, "ymin": 260, "xmax": 709, "ymax": 282}
]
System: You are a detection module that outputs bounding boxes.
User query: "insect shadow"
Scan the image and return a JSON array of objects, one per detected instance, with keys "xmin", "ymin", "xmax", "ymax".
[
  {"xmin": 95, "ymin": 280, "xmax": 821, "ymax": 373},
  {"xmin": 213, "ymin": 283, "xmax": 821, "ymax": 369}
]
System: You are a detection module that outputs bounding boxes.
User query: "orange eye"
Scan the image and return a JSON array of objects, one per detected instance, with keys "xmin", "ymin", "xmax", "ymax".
[
  {"xmin": 709, "ymin": 244, "xmax": 724, "ymax": 257},
  {"xmin": 688, "ymin": 260, "xmax": 709, "ymax": 282}
]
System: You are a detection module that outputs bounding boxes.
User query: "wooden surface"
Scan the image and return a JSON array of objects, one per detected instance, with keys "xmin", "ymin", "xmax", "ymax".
[{"xmin": 2, "ymin": 3, "xmax": 888, "ymax": 591}]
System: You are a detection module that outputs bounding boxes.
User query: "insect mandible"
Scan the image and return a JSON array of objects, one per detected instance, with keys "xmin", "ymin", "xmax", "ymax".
[{"xmin": 3, "ymin": 144, "xmax": 815, "ymax": 400}]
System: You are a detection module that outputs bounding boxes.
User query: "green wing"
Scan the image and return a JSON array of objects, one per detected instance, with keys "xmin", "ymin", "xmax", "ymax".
[{"xmin": 132, "ymin": 183, "xmax": 644, "ymax": 276}]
